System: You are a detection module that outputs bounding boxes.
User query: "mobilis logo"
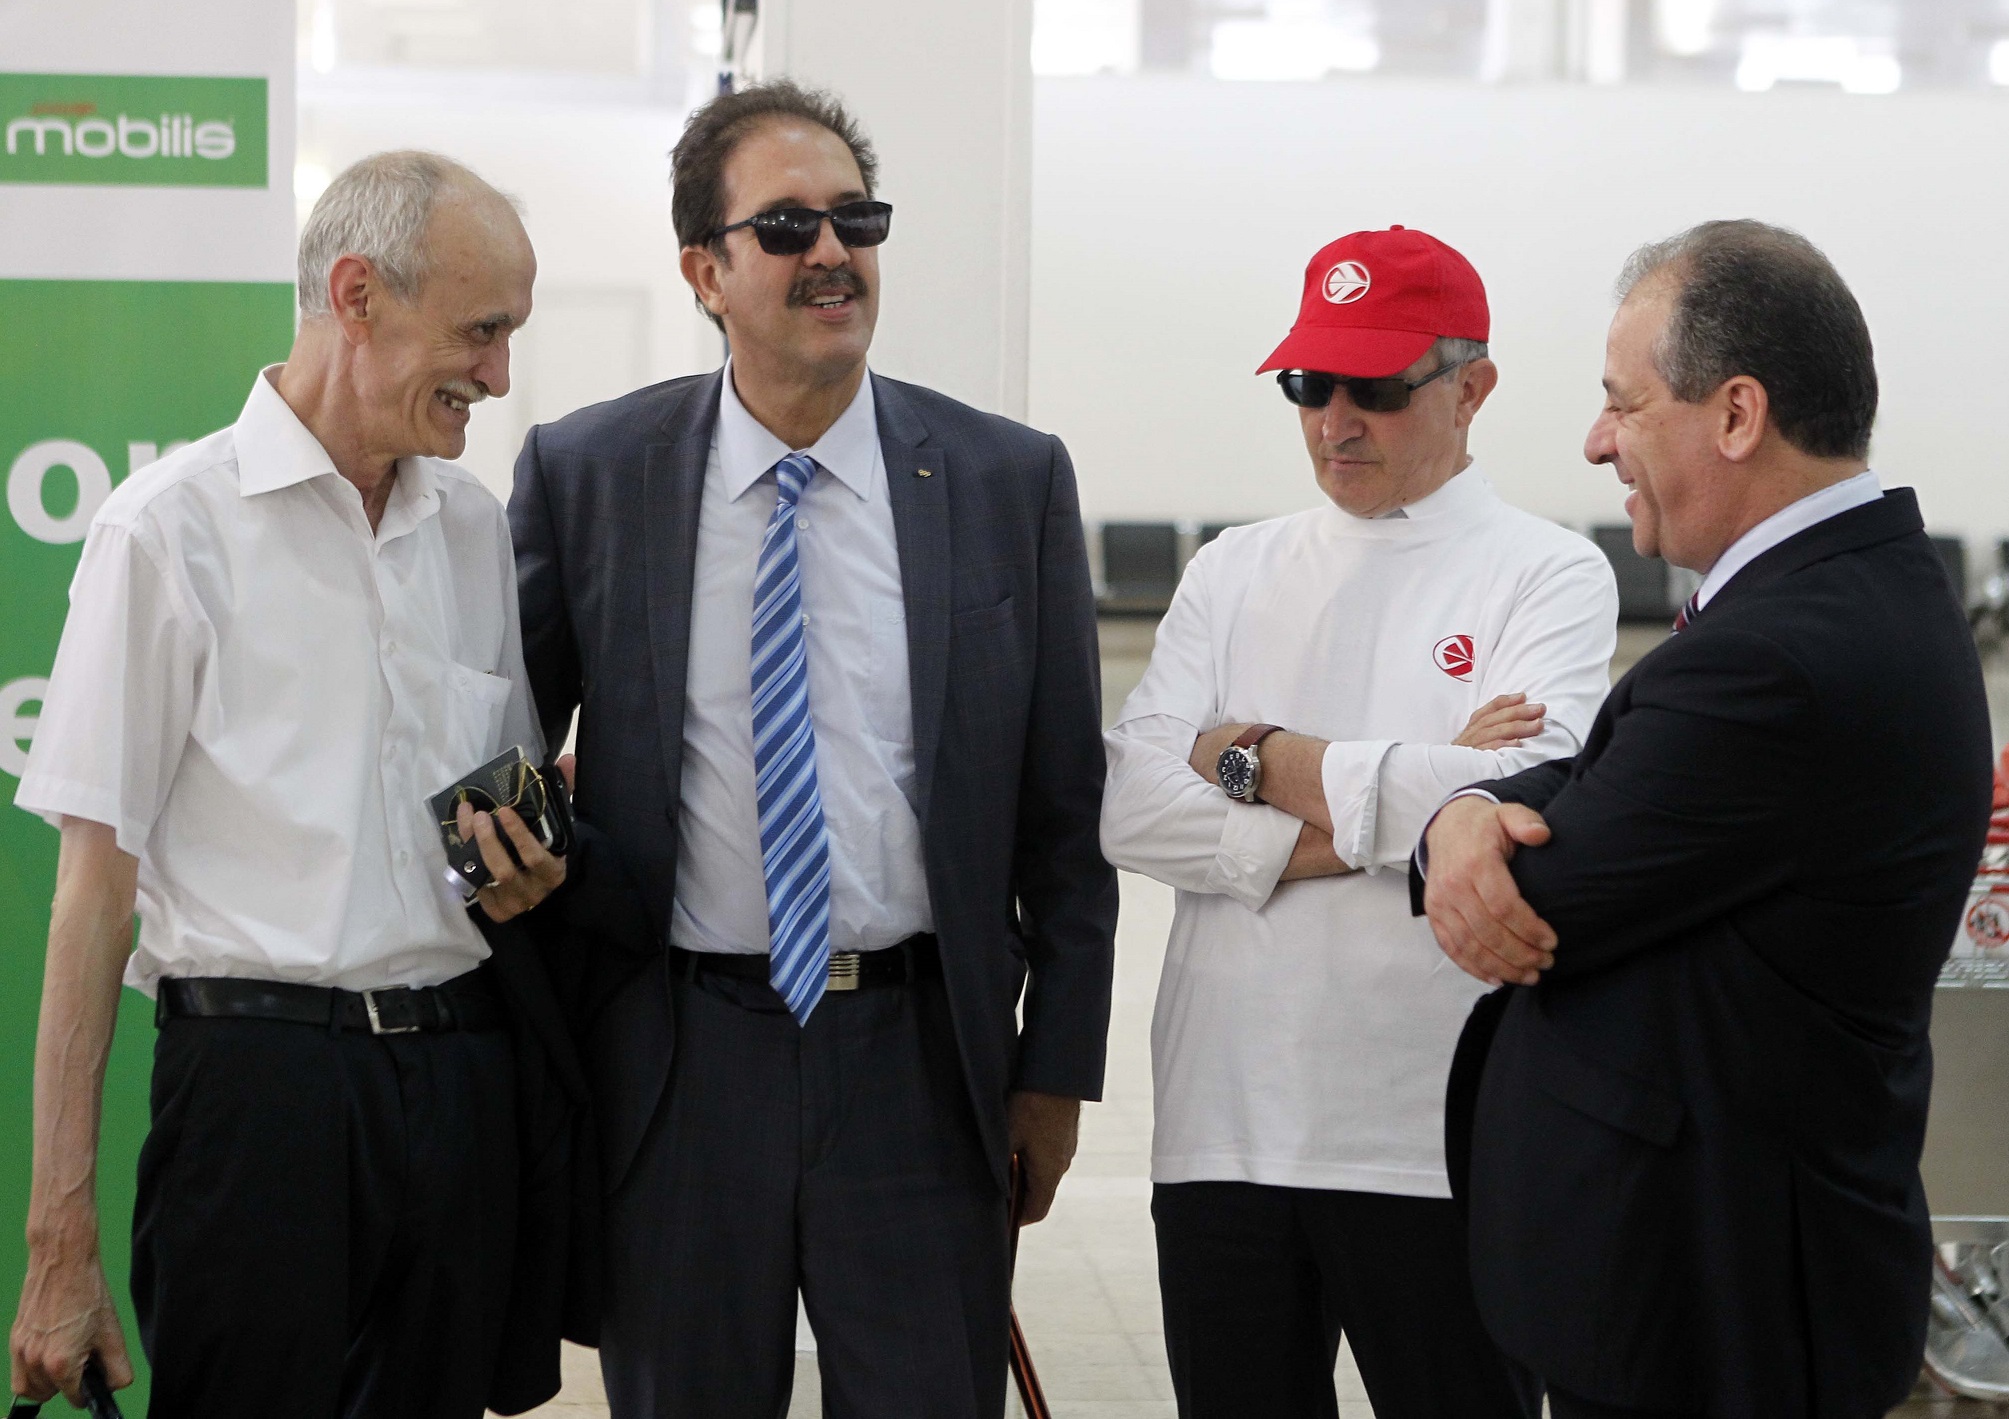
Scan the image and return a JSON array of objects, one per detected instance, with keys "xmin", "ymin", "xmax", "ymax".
[
  {"xmin": 7, "ymin": 110, "xmax": 237, "ymax": 162},
  {"xmin": 0, "ymin": 74, "xmax": 266, "ymax": 189}
]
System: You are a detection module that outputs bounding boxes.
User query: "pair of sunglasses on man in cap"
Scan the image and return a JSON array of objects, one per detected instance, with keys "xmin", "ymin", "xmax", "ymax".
[{"xmin": 1261, "ymin": 224, "xmax": 1490, "ymax": 414}]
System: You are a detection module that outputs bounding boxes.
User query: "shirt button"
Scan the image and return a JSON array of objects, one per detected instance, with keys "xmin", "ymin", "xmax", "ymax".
[
  {"xmin": 801, "ymin": 612, "xmax": 810, "ymax": 626},
  {"xmin": 797, "ymin": 517, "xmax": 809, "ymax": 530},
  {"xmin": 396, "ymin": 849, "xmax": 411, "ymax": 866}
]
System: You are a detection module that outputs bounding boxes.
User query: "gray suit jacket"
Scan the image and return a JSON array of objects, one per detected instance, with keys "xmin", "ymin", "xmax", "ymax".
[{"xmin": 509, "ymin": 368, "xmax": 1118, "ymax": 1192}]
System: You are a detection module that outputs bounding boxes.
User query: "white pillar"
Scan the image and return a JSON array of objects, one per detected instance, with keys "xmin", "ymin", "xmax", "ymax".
[{"xmin": 751, "ymin": 0, "xmax": 1034, "ymax": 421}]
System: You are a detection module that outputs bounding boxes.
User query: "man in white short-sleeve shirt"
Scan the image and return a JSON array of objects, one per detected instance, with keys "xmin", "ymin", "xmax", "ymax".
[
  {"xmin": 1101, "ymin": 227, "xmax": 1617, "ymax": 1419},
  {"xmin": 8, "ymin": 153, "xmax": 565, "ymax": 1419}
]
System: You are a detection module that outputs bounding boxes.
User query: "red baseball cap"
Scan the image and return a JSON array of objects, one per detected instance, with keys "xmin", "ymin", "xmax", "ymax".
[{"xmin": 1257, "ymin": 226, "xmax": 1489, "ymax": 379}]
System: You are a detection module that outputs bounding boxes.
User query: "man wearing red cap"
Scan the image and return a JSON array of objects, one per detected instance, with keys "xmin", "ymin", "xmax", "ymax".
[{"xmin": 1100, "ymin": 227, "xmax": 1618, "ymax": 1417}]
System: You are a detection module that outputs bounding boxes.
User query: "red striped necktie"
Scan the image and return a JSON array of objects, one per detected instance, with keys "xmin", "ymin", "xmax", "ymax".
[{"xmin": 1672, "ymin": 592, "xmax": 1702, "ymax": 633}]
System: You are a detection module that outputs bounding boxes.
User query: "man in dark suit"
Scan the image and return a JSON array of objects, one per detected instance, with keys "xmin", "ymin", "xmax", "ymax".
[
  {"xmin": 508, "ymin": 79, "xmax": 1117, "ymax": 1418},
  {"xmin": 1417, "ymin": 220, "xmax": 1992, "ymax": 1419}
]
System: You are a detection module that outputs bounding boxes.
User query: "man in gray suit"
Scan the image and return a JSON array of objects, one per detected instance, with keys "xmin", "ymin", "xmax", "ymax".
[{"xmin": 508, "ymin": 80, "xmax": 1118, "ymax": 1418}]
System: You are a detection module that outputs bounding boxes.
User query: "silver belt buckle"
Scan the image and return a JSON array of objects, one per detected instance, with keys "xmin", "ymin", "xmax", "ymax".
[
  {"xmin": 362, "ymin": 987, "xmax": 423, "ymax": 1035},
  {"xmin": 826, "ymin": 952, "xmax": 862, "ymax": 992}
]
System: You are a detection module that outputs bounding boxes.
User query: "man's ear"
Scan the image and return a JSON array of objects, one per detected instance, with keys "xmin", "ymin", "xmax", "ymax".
[
  {"xmin": 679, "ymin": 244, "xmax": 729, "ymax": 322},
  {"xmin": 327, "ymin": 253, "xmax": 375, "ymax": 347},
  {"xmin": 1455, "ymin": 358, "xmax": 1500, "ymax": 428},
  {"xmin": 1717, "ymin": 375, "xmax": 1768, "ymax": 463}
]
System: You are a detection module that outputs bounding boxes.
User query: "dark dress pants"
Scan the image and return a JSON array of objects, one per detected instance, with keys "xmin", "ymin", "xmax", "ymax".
[
  {"xmin": 599, "ymin": 969, "xmax": 1010, "ymax": 1419},
  {"xmin": 1154, "ymin": 1181, "xmax": 1540, "ymax": 1419},
  {"xmin": 131, "ymin": 1013, "xmax": 517, "ymax": 1419},
  {"xmin": 1547, "ymin": 1391, "xmax": 1702, "ymax": 1419}
]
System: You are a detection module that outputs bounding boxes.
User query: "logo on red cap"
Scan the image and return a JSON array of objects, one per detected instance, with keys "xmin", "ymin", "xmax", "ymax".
[{"xmin": 1322, "ymin": 261, "xmax": 1371, "ymax": 305}]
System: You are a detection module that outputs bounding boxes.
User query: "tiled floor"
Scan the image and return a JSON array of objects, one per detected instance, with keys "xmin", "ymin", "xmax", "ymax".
[{"xmin": 510, "ymin": 617, "xmax": 2009, "ymax": 1418}]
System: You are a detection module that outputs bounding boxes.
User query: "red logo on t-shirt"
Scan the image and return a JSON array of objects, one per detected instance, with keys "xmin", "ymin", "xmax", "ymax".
[{"xmin": 1433, "ymin": 634, "xmax": 1475, "ymax": 682}]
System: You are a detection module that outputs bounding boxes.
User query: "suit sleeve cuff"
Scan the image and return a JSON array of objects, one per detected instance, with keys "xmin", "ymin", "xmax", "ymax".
[
  {"xmin": 1320, "ymin": 739, "xmax": 1397, "ymax": 874},
  {"xmin": 1413, "ymin": 788, "xmax": 1503, "ymax": 880}
]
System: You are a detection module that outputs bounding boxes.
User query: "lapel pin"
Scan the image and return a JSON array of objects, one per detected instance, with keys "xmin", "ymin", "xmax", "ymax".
[{"xmin": 916, "ymin": 468, "xmax": 934, "ymax": 478}]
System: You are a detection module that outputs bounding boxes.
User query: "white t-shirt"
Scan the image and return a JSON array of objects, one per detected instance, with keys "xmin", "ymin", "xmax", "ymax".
[
  {"xmin": 1101, "ymin": 466, "xmax": 1618, "ymax": 1196},
  {"xmin": 14, "ymin": 368, "xmax": 541, "ymax": 995}
]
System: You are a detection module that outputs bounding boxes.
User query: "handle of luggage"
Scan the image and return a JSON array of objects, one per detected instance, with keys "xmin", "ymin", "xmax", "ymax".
[
  {"xmin": 1007, "ymin": 1153, "xmax": 1053, "ymax": 1419},
  {"xmin": 8, "ymin": 1354, "xmax": 123, "ymax": 1419}
]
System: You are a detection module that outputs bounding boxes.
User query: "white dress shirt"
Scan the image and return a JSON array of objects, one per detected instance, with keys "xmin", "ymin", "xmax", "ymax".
[
  {"xmin": 1695, "ymin": 469, "xmax": 1883, "ymax": 609},
  {"xmin": 1101, "ymin": 467, "xmax": 1618, "ymax": 1195},
  {"xmin": 671, "ymin": 366, "xmax": 934, "ymax": 955},
  {"xmin": 15, "ymin": 368, "xmax": 541, "ymax": 995}
]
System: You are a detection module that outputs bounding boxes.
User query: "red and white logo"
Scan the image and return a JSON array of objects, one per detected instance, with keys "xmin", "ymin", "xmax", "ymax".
[
  {"xmin": 1433, "ymin": 634, "xmax": 1475, "ymax": 681},
  {"xmin": 1323, "ymin": 260, "xmax": 1372, "ymax": 304},
  {"xmin": 1966, "ymin": 897, "xmax": 2009, "ymax": 951}
]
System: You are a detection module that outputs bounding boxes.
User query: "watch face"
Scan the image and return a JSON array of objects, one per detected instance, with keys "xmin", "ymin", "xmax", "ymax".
[{"xmin": 1218, "ymin": 747, "xmax": 1255, "ymax": 800}]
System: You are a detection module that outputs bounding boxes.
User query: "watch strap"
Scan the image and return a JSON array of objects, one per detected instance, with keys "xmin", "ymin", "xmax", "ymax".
[{"xmin": 1232, "ymin": 723, "xmax": 1285, "ymax": 751}]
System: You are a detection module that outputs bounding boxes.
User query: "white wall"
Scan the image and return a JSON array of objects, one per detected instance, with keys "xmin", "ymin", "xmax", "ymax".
[
  {"xmin": 1032, "ymin": 76, "xmax": 2009, "ymax": 549},
  {"xmin": 758, "ymin": 0, "xmax": 1034, "ymax": 419}
]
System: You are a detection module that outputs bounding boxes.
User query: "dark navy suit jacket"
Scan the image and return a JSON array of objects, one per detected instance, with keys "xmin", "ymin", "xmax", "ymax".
[
  {"xmin": 508, "ymin": 368, "xmax": 1118, "ymax": 1195},
  {"xmin": 1420, "ymin": 490, "xmax": 1991, "ymax": 1418}
]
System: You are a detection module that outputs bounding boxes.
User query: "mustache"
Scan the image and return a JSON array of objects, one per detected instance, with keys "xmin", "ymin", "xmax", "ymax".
[
  {"xmin": 787, "ymin": 268, "xmax": 868, "ymax": 308},
  {"xmin": 437, "ymin": 379, "xmax": 489, "ymax": 405}
]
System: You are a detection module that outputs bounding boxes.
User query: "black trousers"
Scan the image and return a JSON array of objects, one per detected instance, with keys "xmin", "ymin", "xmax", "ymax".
[
  {"xmin": 1547, "ymin": 1390, "xmax": 1701, "ymax": 1419},
  {"xmin": 131, "ymin": 1013, "xmax": 516, "ymax": 1419},
  {"xmin": 1154, "ymin": 1181, "xmax": 1540, "ymax": 1419},
  {"xmin": 599, "ymin": 969, "xmax": 1010, "ymax": 1419}
]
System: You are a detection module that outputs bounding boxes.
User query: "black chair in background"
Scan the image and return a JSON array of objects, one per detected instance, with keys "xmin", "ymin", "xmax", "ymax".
[
  {"xmin": 1098, "ymin": 522, "xmax": 1182, "ymax": 615},
  {"xmin": 1591, "ymin": 525, "xmax": 1678, "ymax": 623},
  {"xmin": 1199, "ymin": 523, "xmax": 1240, "ymax": 548},
  {"xmin": 1931, "ymin": 535, "xmax": 1968, "ymax": 603}
]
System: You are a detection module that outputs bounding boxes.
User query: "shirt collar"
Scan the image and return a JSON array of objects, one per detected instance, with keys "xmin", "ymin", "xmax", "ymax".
[
  {"xmin": 716, "ymin": 361, "xmax": 878, "ymax": 502},
  {"xmin": 1695, "ymin": 469, "xmax": 1883, "ymax": 609},
  {"xmin": 234, "ymin": 365, "xmax": 442, "ymax": 534},
  {"xmin": 234, "ymin": 366, "xmax": 341, "ymax": 497}
]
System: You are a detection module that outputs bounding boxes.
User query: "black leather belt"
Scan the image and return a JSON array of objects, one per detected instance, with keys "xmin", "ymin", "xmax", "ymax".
[
  {"xmin": 155, "ymin": 972, "xmax": 505, "ymax": 1035},
  {"xmin": 669, "ymin": 933, "xmax": 939, "ymax": 991}
]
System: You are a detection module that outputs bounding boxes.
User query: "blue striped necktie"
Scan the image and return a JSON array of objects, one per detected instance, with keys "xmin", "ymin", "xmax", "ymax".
[{"xmin": 752, "ymin": 452, "xmax": 833, "ymax": 1024}]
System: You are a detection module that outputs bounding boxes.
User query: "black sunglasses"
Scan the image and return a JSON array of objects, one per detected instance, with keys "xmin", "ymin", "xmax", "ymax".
[
  {"xmin": 710, "ymin": 200, "xmax": 894, "ymax": 257},
  {"xmin": 1277, "ymin": 360, "xmax": 1465, "ymax": 415}
]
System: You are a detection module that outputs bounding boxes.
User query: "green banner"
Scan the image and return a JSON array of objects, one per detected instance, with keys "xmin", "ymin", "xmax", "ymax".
[
  {"xmin": 0, "ymin": 74, "xmax": 267, "ymax": 188},
  {"xmin": 1, "ymin": 277, "xmax": 293, "ymax": 1412}
]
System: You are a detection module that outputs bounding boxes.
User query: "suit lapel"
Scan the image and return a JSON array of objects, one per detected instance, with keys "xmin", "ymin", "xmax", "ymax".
[
  {"xmin": 875, "ymin": 375, "xmax": 950, "ymax": 826},
  {"xmin": 643, "ymin": 370, "xmax": 723, "ymax": 813}
]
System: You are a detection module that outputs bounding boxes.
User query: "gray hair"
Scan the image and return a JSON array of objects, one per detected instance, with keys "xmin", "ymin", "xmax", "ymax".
[
  {"xmin": 1432, "ymin": 336, "xmax": 1489, "ymax": 367},
  {"xmin": 297, "ymin": 150, "xmax": 517, "ymax": 317}
]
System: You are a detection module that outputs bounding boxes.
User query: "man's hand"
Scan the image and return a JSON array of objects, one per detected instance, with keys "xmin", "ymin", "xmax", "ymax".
[
  {"xmin": 1422, "ymin": 796, "xmax": 1558, "ymax": 987},
  {"xmin": 1454, "ymin": 693, "xmax": 1546, "ymax": 751},
  {"xmin": 1007, "ymin": 1090, "xmax": 1081, "ymax": 1225},
  {"xmin": 10, "ymin": 1239, "xmax": 132, "ymax": 1406},
  {"xmin": 459, "ymin": 800, "xmax": 567, "ymax": 922}
]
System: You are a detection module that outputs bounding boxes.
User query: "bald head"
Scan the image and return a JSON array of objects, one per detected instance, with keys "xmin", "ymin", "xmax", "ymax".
[{"xmin": 297, "ymin": 150, "xmax": 526, "ymax": 318}]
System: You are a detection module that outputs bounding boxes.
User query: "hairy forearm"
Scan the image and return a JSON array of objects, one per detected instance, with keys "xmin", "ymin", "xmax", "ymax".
[
  {"xmin": 1278, "ymin": 821, "xmax": 1353, "ymax": 881},
  {"xmin": 26, "ymin": 821, "xmax": 138, "ymax": 1253},
  {"xmin": 1252, "ymin": 732, "xmax": 1333, "ymax": 834}
]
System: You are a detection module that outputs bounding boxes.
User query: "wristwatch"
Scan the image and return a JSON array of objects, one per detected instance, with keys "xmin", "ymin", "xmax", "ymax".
[{"xmin": 1216, "ymin": 724, "xmax": 1284, "ymax": 804}]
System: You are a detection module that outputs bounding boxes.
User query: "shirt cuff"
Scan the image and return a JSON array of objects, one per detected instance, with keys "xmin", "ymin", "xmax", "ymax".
[
  {"xmin": 1203, "ymin": 800, "xmax": 1302, "ymax": 912},
  {"xmin": 1320, "ymin": 739, "xmax": 1397, "ymax": 874},
  {"xmin": 1413, "ymin": 788, "xmax": 1503, "ymax": 880}
]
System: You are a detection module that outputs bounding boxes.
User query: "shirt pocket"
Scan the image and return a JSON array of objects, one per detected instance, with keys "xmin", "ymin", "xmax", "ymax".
[
  {"xmin": 865, "ymin": 605, "xmax": 912, "ymax": 742},
  {"xmin": 442, "ymin": 662, "xmax": 515, "ymax": 772}
]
